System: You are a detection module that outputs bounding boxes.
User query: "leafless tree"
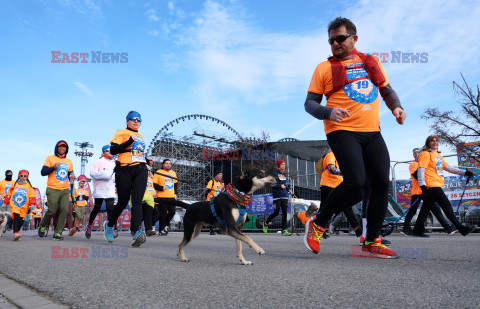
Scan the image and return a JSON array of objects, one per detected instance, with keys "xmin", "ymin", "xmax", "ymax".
[{"xmin": 422, "ymin": 73, "xmax": 480, "ymax": 161}]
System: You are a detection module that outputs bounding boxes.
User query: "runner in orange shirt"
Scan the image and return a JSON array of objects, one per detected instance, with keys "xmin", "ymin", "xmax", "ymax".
[
  {"xmin": 4, "ymin": 170, "xmax": 36, "ymax": 241},
  {"xmin": 304, "ymin": 17, "xmax": 406, "ymax": 258},
  {"xmin": 104, "ymin": 111, "xmax": 148, "ymax": 247},
  {"xmin": 205, "ymin": 171, "xmax": 224, "ymax": 235},
  {"xmin": 402, "ymin": 148, "xmax": 451, "ymax": 236},
  {"xmin": 414, "ymin": 135, "xmax": 476, "ymax": 236},
  {"xmin": 38, "ymin": 140, "xmax": 74, "ymax": 240}
]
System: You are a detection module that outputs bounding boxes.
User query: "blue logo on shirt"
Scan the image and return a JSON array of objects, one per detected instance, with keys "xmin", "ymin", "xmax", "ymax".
[
  {"xmin": 55, "ymin": 163, "xmax": 69, "ymax": 181},
  {"xmin": 343, "ymin": 63, "xmax": 378, "ymax": 104},
  {"xmin": 12, "ymin": 188, "xmax": 28, "ymax": 207}
]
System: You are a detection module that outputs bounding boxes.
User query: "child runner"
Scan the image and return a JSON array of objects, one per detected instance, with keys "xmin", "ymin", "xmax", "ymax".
[
  {"xmin": 4, "ymin": 170, "xmax": 36, "ymax": 241},
  {"xmin": 69, "ymin": 180, "xmax": 89, "ymax": 236}
]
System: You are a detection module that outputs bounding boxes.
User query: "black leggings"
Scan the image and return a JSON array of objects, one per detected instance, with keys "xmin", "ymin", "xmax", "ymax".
[
  {"xmin": 266, "ymin": 199, "xmax": 288, "ymax": 230},
  {"xmin": 155, "ymin": 198, "xmax": 189, "ymax": 230},
  {"xmin": 89, "ymin": 198, "xmax": 115, "ymax": 225},
  {"xmin": 313, "ymin": 131, "xmax": 390, "ymax": 242},
  {"xmin": 13, "ymin": 213, "xmax": 24, "ymax": 233},
  {"xmin": 142, "ymin": 203, "xmax": 154, "ymax": 231},
  {"xmin": 413, "ymin": 187, "xmax": 462, "ymax": 234},
  {"xmin": 108, "ymin": 164, "xmax": 148, "ymax": 233},
  {"xmin": 321, "ymin": 186, "xmax": 359, "ymax": 229},
  {"xmin": 34, "ymin": 217, "xmax": 41, "ymax": 229}
]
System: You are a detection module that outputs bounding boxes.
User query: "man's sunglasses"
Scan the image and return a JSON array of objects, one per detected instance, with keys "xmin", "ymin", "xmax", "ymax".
[
  {"xmin": 129, "ymin": 117, "xmax": 142, "ymax": 122},
  {"xmin": 328, "ymin": 34, "xmax": 353, "ymax": 45}
]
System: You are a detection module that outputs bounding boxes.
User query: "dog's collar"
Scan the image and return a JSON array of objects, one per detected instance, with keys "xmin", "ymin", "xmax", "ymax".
[{"xmin": 225, "ymin": 183, "xmax": 252, "ymax": 207}]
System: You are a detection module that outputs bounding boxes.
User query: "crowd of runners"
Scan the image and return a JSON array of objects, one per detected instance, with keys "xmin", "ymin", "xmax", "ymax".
[{"xmin": 0, "ymin": 17, "xmax": 477, "ymax": 259}]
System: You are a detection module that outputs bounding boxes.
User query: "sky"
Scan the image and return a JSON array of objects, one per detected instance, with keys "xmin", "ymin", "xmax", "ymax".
[{"xmin": 1, "ymin": 0, "xmax": 479, "ymax": 196}]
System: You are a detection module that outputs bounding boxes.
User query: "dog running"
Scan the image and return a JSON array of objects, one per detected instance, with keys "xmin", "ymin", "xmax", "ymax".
[{"xmin": 177, "ymin": 170, "xmax": 276, "ymax": 265}]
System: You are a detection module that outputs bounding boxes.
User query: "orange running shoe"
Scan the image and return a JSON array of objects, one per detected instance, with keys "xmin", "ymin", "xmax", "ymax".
[
  {"xmin": 304, "ymin": 220, "xmax": 326, "ymax": 254},
  {"xmin": 362, "ymin": 237, "xmax": 398, "ymax": 259},
  {"xmin": 68, "ymin": 227, "xmax": 77, "ymax": 236},
  {"xmin": 13, "ymin": 232, "xmax": 21, "ymax": 241}
]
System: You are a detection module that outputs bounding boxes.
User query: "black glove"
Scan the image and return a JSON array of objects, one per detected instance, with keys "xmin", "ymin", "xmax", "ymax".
[
  {"xmin": 465, "ymin": 170, "xmax": 474, "ymax": 178},
  {"xmin": 420, "ymin": 185, "xmax": 428, "ymax": 196}
]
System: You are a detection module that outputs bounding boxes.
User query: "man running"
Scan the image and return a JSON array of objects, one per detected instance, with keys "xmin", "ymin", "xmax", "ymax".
[{"xmin": 304, "ymin": 17, "xmax": 406, "ymax": 258}]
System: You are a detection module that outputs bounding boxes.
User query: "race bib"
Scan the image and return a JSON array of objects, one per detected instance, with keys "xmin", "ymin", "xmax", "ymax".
[
  {"xmin": 165, "ymin": 178, "xmax": 175, "ymax": 189},
  {"xmin": 131, "ymin": 137, "xmax": 146, "ymax": 163},
  {"xmin": 435, "ymin": 157, "xmax": 444, "ymax": 177},
  {"xmin": 278, "ymin": 174, "xmax": 286, "ymax": 181},
  {"xmin": 343, "ymin": 63, "xmax": 378, "ymax": 104}
]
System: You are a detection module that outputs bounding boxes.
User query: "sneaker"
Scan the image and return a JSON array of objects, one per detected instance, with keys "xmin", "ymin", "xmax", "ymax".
[
  {"xmin": 281, "ymin": 230, "xmax": 292, "ymax": 236},
  {"xmin": 103, "ymin": 221, "xmax": 114, "ymax": 243},
  {"xmin": 262, "ymin": 223, "xmax": 268, "ymax": 234},
  {"xmin": 113, "ymin": 230, "xmax": 119, "ymax": 238},
  {"xmin": 304, "ymin": 220, "xmax": 326, "ymax": 254},
  {"xmin": 38, "ymin": 226, "xmax": 46, "ymax": 238},
  {"xmin": 381, "ymin": 238, "xmax": 391, "ymax": 246},
  {"xmin": 322, "ymin": 232, "xmax": 330, "ymax": 239},
  {"xmin": 210, "ymin": 229, "xmax": 216, "ymax": 235},
  {"xmin": 459, "ymin": 225, "xmax": 477, "ymax": 237},
  {"xmin": 359, "ymin": 235, "xmax": 365, "ymax": 243},
  {"xmin": 146, "ymin": 230, "xmax": 157, "ymax": 236},
  {"xmin": 53, "ymin": 233, "xmax": 64, "ymax": 241},
  {"xmin": 400, "ymin": 229, "xmax": 411, "ymax": 236},
  {"xmin": 68, "ymin": 227, "xmax": 77, "ymax": 236},
  {"xmin": 446, "ymin": 228, "xmax": 457, "ymax": 235},
  {"xmin": 132, "ymin": 229, "xmax": 146, "ymax": 247},
  {"xmin": 362, "ymin": 238, "xmax": 398, "ymax": 259},
  {"xmin": 411, "ymin": 233, "xmax": 430, "ymax": 238},
  {"xmin": 13, "ymin": 232, "xmax": 21, "ymax": 241},
  {"xmin": 163, "ymin": 227, "xmax": 169, "ymax": 236},
  {"xmin": 85, "ymin": 224, "xmax": 92, "ymax": 239},
  {"xmin": 158, "ymin": 230, "xmax": 168, "ymax": 236}
]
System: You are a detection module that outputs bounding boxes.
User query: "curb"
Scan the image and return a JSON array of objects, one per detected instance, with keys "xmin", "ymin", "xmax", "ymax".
[{"xmin": 0, "ymin": 274, "xmax": 69, "ymax": 309}]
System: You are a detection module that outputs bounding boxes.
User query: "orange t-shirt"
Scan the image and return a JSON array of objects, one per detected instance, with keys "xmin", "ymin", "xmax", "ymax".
[
  {"xmin": 320, "ymin": 152, "xmax": 343, "ymax": 188},
  {"xmin": 409, "ymin": 161, "xmax": 422, "ymax": 195},
  {"xmin": 0, "ymin": 179, "xmax": 14, "ymax": 199},
  {"xmin": 43, "ymin": 155, "xmax": 74, "ymax": 190},
  {"xmin": 153, "ymin": 169, "xmax": 177, "ymax": 198},
  {"xmin": 7, "ymin": 183, "xmax": 36, "ymax": 218},
  {"xmin": 308, "ymin": 54, "xmax": 389, "ymax": 134},
  {"xmin": 75, "ymin": 188, "xmax": 89, "ymax": 207},
  {"xmin": 145, "ymin": 173, "xmax": 155, "ymax": 196},
  {"xmin": 206, "ymin": 179, "xmax": 224, "ymax": 202},
  {"xmin": 418, "ymin": 151, "xmax": 448, "ymax": 188},
  {"xmin": 110, "ymin": 129, "xmax": 146, "ymax": 166},
  {"xmin": 33, "ymin": 208, "xmax": 43, "ymax": 218}
]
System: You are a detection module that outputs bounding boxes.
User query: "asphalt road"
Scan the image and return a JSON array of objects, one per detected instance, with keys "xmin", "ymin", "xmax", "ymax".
[{"xmin": 0, "ymin": 231, "xmax": 479, "ymax": 308}]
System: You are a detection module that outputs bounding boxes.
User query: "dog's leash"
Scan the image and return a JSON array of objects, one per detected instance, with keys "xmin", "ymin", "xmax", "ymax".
[{"xmin": 152, "ymin": 171, "xmax": 213, "ymax": 191}]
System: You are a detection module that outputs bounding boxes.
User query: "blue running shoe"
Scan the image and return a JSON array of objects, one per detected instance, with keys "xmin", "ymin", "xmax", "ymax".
[
  {"xmin": 104, "ymin": 221, "xmax": 114, "ymax": 243},
  {"xmin": 132, "ymin": 228, "xmax": 146, "ymax": 247}
]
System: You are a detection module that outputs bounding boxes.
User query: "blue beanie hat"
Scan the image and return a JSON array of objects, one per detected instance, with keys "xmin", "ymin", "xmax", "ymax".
[
  {"xmin": 102, "ymin": 145, "xmax": 111, "ymax": 153},
  {"xmin": 126, "ymin": 111, "xmax": 141, "ymax": 123}
]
